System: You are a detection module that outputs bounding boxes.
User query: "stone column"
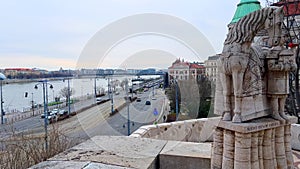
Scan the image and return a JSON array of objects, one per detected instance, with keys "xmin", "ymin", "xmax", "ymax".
[
  {"xmin": 251, "ymin": 132, "xmax": 259, "ymax": 168},
  {"xmin": 271, "ymin": 128, "xmax": 278, "ymax": 169},
  {"xmin": 234, "ymin": 132, "xmax": 251, "ymax": 168},
  {"xmin": 222, "ymin": 129, "xmax": 234, "ymax": 169},
  {"xmin": 258, "ymin": 130, "xmax": 264, "ymax": 169},
  {"xmin": 284, "ymin": 125, "xmax": 293, "ymax": 169},
  {"xmin": 211, "ymin": 128, "xmax": 223, "ymax": 169},
  {"xmin": 263, "ymin": 129, "xmax": 274, "ymax": 169},
  {"xmin": 275, "ymin": 126, "xmax": 287, "ymax": 168}
]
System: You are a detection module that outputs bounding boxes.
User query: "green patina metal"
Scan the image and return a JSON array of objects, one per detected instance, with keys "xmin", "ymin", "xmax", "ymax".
[{"xmin": 231, "ymin": 0, "xmax": 261, "ymax": 23}]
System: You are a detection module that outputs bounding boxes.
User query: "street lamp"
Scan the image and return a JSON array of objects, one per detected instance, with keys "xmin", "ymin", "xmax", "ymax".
[
  {"xmin": 107, "ymin": 77, "xmax": 114, "ymax": 114},
  {"xmin": 125, "ymin": 78, "xmax": 130, "ymax": 135},
  {"xmin": 131, "ymin": 79, "xmax": 134, "ymax": 98},
  {"xmin": 0, "ymin": 73, "xmax": 6, "ymax": 125},
  {"xmin": 63, "ymin": 78, "xmax": 71, "ymax": 116},
  {"xmin": 94, "ymin": 77, "xmax": 97, "ymax": 98},
  {"xmin": 52, "ymin": 89, "xmax": 55, "ymax": 102},
  {"xmin": 34, "ymin": 80, "xmax": 53, "ymax": 151},
  {"xmin": 31, "ymin": 93, "xmax": 35, "ymax": 116}
]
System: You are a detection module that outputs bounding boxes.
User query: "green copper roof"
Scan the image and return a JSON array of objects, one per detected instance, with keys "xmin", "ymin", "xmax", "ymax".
[{"xmin": 231, "ymin": 0, "xmax": 261, "ymax": 23}]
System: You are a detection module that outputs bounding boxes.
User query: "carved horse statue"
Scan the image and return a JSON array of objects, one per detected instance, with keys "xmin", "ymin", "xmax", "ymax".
[{"xmin": 217, "ymin": 7, "xmax": 284, "ymax": 123}]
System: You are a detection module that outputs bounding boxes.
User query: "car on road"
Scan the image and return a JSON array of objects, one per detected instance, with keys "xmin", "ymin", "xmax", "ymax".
[
  {"xmin": 47, "ymin": 109, "xmax": 59, "ymax": 123},
  {"xmin": 41, "ymin": 111, "xmax": 50, "ymax": 118},
  {"xmin": 57, "ymin": 109, "xmax": 68, "ymax": 120},
  {"xmin": 136, "ymin": 98, "xmax": 141, "ymax": 102},
  {"xmin": 151, "ymin": 97, "xmax": 156, "ymax": 100},
  {"xmin": 145, "ymin": 100, "xmax": 151, "ymax": 105}
]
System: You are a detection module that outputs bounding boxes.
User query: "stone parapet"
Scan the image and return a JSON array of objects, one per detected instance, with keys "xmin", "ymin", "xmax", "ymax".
[
  {"xmin": 160, "ymin": 141, "xmax": 211, "ymax": 169},
  {"xmin": 30, "ymin": 136, "xmax": 212, "ymax": 169},
  {"xmin": 131, "ymin": 117, "xmax": 221, "ymax": 142}
]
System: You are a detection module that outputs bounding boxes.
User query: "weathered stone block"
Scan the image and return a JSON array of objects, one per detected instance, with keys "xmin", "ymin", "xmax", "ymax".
[
  {"xmin": 49, "ymin": 136, "xmax": 167, "ymax": 169},
  {"xmin": 159, "ymin": 141, "xmax": 211, "ymax": 169},
  {"xmin": 30, "ymin": 161, "xmax": 89, "ymax": 169}
]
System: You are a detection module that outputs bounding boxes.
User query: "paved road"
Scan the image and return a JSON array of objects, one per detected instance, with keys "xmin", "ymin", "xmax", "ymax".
[
  {"xmin": 0, "ymin": 88, "xmax": 167, "ymax": 143},
  {"xmin": 0, "ymin": 91, "xmax": 125, "ymax": 138},
  {"xmin": 67, "ymin": 88, "xmax": 166, "ymax": 140}
]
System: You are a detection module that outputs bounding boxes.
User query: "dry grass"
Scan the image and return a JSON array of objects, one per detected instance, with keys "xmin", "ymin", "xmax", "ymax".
[{"xmin": 0, "ymin": 124, "xmax": 76, "ymax": 169}]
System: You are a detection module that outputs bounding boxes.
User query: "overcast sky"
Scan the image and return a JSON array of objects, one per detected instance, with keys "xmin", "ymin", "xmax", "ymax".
[{"xmin": 0, "ymin": 0, "xmax": 267, "ymax": 70}]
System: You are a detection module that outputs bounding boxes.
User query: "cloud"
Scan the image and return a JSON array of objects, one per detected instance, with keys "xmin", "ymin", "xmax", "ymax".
[
  {"xmin": 0, "ymin": 54, "xmax": 75, "ymax": 70},
  {"xmin": 119, "ymin": 49, "xmax": 176, "ymax": 69},
  {"xmin": 0, "ymin": 0, "xmax": 241, "ymax": 69}
]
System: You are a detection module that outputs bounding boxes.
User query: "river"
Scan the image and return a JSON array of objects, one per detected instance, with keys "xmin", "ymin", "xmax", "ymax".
[{"xmin": 1, "ymin": 75, "xmax": 159, "ymax": 114}]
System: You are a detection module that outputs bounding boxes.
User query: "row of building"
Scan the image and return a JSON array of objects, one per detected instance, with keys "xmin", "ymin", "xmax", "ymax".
[
  {"xmin": 167, "ymin": 56, "xmax": 219, "ymax": 82},
  {"xmin": 1, "ymin": 67, "xmax": 73, "ymax": 79},
  {"xmin": 1, "ymin": 57, "xmax": 219, "ymax": 81}
]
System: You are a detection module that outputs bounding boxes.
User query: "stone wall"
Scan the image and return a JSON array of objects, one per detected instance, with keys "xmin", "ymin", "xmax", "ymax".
[
  {"xmin": 130, "ymin": 117, "xmax": 221, "ymax": 143},
  {"xmin": 30, "ymin": 136, "xmax": 212, "ymax": 169},
  {"xmin": 131, "ymin": 117, "xmax": 300, "ymax": 153}
]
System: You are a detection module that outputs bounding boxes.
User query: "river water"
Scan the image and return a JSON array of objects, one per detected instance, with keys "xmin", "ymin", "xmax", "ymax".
[{"xmin": 2, "ymin": 75, "xmax": 159, "ymax": 114}]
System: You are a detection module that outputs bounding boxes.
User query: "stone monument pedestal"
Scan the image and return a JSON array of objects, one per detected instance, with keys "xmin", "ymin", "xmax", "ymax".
[{"xmin": 211, "ymin": 116, "xmax": 297, "ymax": 169}]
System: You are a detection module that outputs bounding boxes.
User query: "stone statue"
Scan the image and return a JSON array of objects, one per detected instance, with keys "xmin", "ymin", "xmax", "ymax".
[
  {"xmin": 265, "ymin": 46, "xmax": 296, "ymax": 122},
  {"xmin": 215, "ymin": 7, "xmax": 285, "ymax": 123},
  {"xmin": 211, "ymin": 6, "xmax": 297, "ymax": 169}
]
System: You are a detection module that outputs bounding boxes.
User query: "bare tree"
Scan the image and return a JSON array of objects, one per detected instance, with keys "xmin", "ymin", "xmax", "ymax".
[
  {"xmin": 120, "ymin": 80, "xmax": 126, "ymax": 90},
  {"xmin": 96, "ymin": 86, "xmax": 105, "ymax": 95},
  {"xmin": 110, "ymin": 80, "xmax": 119, "ymax": 92},
  {"xmin": 59, "ymin": 87, "xmax": 75, "ymax": 106}
]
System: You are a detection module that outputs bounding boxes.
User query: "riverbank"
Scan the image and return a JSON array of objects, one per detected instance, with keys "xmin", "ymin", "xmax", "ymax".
[{"xmin": 3, "ymin": 77, "xmax": 72, "ymax": 85}]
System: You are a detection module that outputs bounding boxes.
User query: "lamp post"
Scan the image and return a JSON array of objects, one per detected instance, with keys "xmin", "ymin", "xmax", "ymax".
[
  {"xmin": 0, "ymin": 73, "xmax": 6, "ymax": 125},
  {"xmin": 107, "ymin": 77, "xmax": 114, "ymax": 114},
  {"xmin": 94, "ymin": 77, "xmax": 97, "ymax": 98},
  {"xmin": 63, "ymin": 78, "xmax": 71, "ymax": 116},
  {"xmin": 31, "ymin": 93, "xmax": 35, "ymax": 116},
  {"xmin": 52, "ymin": 89, "xmax": 55, "ymax": 102},
  {"xmin": 131, "ymin": 79, "xmax": 134, "ymax": 98},
  {"xmin": 125, "ymin": 78, "xmax": 130, "ymax": 135},
  {"xmin": 34, "ymin": 80, "xmax": 53, "ymax": 151}
]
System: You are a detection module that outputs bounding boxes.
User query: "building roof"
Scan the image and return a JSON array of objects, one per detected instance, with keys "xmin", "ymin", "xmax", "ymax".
[
  {"xmin": 272, "ymin": 0, "xmax": 300, "ymax": 16},
  {"xmin": 5, "ymin": 68, "xmax": 33, "ymax": 71},
  {"xmin": 190, "ymin": 63, "xmax": 204, "ymax": 69},
  {"xmin": 231, "ymin": 0, "xmax": 261, "ymax": 23},
  {"xmin": 207, "ymin": 55, "xmax": 220, "ymax": 61},
  {"xmin": 168, "ymin": 59, "xmax": 204, "ymax": 69}
]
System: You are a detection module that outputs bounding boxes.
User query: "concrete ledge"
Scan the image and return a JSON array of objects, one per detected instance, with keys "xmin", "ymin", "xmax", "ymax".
[
  {"xmin": 131, "ymin": 117, "xmax": 219, "ymax": 142},
  {"xmin": 31, "ymin": 136, "xmax": 167, "ymax": 169},
  {"xmin": 159, "ymin": 141, "xmax": 211, "ymax": 169},
  {"xmin": 30, "ymin": 160, "xmax": 134, "ymax": 169},
  {"xmin": 30, "ymin": 136, "xmax": 212, "ymax": 169}
]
